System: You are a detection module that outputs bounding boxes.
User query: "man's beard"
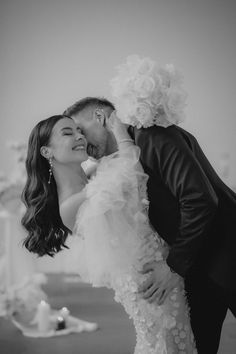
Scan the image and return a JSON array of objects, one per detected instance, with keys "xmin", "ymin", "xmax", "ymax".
[{"xmin": 87, "ymin": 143, "xmax": 105, "ymax": 160}]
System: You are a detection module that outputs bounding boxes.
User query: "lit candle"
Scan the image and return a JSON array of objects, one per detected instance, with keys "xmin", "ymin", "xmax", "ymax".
[
  {"xmin": 59, "ymin": 307, "xmax": 70, "ymax": 320},
  {"xmin": 37, "ymin": 300, "xmax": 51, "ymax": 332},
  {"xmin": 56, "ymin": 316, "xmax": 66, "ymax": 331}
]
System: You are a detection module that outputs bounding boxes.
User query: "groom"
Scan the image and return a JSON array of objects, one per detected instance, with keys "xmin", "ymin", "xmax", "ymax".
[{"xmin": 64, "ymin": 96, "xmax": 236, "ymax": 354}]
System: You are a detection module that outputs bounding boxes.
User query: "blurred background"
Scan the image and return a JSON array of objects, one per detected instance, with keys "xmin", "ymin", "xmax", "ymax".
[
  {"xmin": 0, "ymin": 1, "xmax": 236, "ymax": 353},
  {"xmin": 0, "ymin": 0, "xmax": 236, "ymax": 187}
]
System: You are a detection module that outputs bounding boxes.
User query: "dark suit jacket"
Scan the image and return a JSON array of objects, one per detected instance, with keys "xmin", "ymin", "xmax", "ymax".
[{"xmin": 131, "ymin": 125, "xmax": 236, "ymax": 291}]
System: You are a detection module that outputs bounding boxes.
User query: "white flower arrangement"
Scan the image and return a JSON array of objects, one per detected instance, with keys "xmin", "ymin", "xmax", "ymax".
[
  {"xmin": 0, "ymin": 141, "xmax": 27, "ymax": 210},
  {"xmin": 110, "ymin": 55, "xmax": 188, "ymax": 128},
  {"xmin": 0, "ymin": 273, "xmax": 48, "ymax": 318}
]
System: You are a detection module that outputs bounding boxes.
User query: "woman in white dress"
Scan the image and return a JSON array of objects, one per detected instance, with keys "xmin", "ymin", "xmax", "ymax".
[{"xmin": 21, "ymin": 114, "xmax": 197, "ymax": 353}]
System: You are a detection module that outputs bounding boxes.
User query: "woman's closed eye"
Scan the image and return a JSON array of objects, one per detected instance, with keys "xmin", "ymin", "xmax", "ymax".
[{"xmin": 61, "ymin": 127, "xmax": 75, "ymax": 136}]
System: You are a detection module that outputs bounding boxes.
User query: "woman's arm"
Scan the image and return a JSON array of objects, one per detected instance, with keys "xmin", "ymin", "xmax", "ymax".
[
  {"xmin": 107, "ymin": 112, "xmax": 144, "ymax": 174},
  {"xmin": 60, "ymin": 190, "xmax": 86, "ymax": 231}
]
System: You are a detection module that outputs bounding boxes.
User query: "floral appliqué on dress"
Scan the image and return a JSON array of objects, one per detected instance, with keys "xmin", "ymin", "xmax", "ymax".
[{"xmin": 75, "ymin": 146, "xmax": 197, "ymax": 353}]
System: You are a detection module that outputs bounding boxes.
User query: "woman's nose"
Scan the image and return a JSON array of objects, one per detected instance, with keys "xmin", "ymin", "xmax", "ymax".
[
  {"xmin": 75, "ymin": 132, "xmax": 87, "ymax": 146},
  {"xmin": 75, "ymin": 132, "xmax": 83, "ymax": 140}
]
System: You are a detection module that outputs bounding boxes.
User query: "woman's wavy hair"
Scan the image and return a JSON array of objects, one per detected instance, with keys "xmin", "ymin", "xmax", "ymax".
[{"xmin": 21, "ymin": 115, "xmax": 72, "ymax": 257}]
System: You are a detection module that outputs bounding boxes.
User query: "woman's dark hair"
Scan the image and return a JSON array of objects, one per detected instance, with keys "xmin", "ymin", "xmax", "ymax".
[{"xmin": 21, "ymin": 115, "xmax": 72, "ymax": 257}]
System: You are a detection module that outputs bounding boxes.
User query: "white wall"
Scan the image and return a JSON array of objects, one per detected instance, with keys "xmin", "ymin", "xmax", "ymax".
[{"xmin": 1, "ymin": 0, "xmax": 236, "ymax": 187}]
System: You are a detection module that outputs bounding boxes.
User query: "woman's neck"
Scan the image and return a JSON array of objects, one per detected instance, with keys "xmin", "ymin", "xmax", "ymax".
[{"xmin": 53, "ymin": 162, "xmax": 88, "ymax": 204}]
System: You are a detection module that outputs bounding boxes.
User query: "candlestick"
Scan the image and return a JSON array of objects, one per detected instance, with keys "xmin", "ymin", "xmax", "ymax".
[{"xmin": 37, "ymin": 300, "xmax": 51, "ymax": 332}]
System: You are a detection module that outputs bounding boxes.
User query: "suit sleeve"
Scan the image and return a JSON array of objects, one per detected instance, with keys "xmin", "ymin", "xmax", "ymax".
[{"xmin": 138, "ymin": 129, "xmax": 218, "ymax": 277}]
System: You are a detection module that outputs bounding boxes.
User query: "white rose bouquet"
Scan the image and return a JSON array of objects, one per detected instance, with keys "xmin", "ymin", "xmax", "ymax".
[
  {"xmin": 110, "ymin": 55, "xmax": 187, "ymax": 128},
  {"xmin": 0, "ymin": 141, "xmax": 27, "ymax": 212}
]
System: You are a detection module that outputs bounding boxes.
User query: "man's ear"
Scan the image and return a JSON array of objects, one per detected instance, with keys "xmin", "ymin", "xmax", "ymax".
[
  {"xmin": 93, "ymin": 108, "xmax": 106, "ymax": 126},
  {"xmin": 40, "ymin": 146, "xmax": 52, "ymax": 159}
]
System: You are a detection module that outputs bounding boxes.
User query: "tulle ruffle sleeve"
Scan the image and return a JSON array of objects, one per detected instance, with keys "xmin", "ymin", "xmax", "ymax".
[{"xmin": 73, "ymin": 145, "xmax": 150, "ymax": 287}]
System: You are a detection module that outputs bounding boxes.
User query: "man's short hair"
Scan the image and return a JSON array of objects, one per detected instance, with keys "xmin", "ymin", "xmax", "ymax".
[{"xmin": 63, "ymin": 97, "xmax": 115, "ymax": 117}]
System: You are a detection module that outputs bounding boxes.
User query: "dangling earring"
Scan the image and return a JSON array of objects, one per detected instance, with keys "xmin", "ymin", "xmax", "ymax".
[{"xmin": 48, "ymin": 157, "xmax": 53, "ymax": 184}]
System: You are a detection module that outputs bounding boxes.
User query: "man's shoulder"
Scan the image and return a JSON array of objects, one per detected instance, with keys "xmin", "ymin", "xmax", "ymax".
[
  {"xmin": 134, "ymin": 125, "xmax": 199, "ymax": 154},
  {"xmin": 134, "ymin": 125, "xmax": 189, "ymax": 142}
]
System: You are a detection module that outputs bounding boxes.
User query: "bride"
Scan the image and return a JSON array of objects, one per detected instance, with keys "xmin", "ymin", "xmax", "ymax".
[{"xmin": 21, "ymin": 113, "xmax": 197, "ymax": 353}]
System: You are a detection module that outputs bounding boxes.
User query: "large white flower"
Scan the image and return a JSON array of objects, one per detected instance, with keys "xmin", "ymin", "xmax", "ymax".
[
  {"xmin": 137, "ymin": 58, "xmax": 156, "ymax": 75},
  {"xmin": 115, "ymin": 94, "xmax": 138, "ymax": 123},
  {"xmin": 165, "ymin": 64, "xmax": 184, "ymax": 86},
  {"xmin": 134, "ymin": 102, "xmax": 154, "ymax": 128},
  {"xmin": 133, "ymin": 76, "xmax": 156, "ymax": 98},
  {"xmin": 110, "ymin": 55, "xmax": 187, "ymax": 128},
  {"xmin": 162, "ymin": 88, "xmax": 187, "ymax": 124}
]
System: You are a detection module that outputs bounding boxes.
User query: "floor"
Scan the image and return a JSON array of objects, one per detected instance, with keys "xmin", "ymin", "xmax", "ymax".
[{"xmin": 0, "ymin": 274, "xmax": 235, "ymax": 354}]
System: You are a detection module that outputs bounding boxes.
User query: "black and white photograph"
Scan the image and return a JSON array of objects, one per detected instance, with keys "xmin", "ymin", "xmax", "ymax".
[{"xmin": 0, "ymin": 0, "xmax": 236, "ymax": 353}]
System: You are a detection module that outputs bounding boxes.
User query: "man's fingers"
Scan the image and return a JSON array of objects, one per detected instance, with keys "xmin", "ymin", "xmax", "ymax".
[
  {"xmin": 157, "ymin": 289, "xmax": 168, "ymax": 305},
  {"xmin": 138, "ymin": 276, "xmax": 154, "ymax": 293},
  {"xmin": 142, "ymin": 284, "xmax": 159, "ymax": 300},
  {"xmin": 148, "ymin": 281, "xmax": 169, "ymax": 304},
  {"xmin": 140, "ymin": 261, "xmax": 156, "ymax": 274},
  {"xmin": 157, "ymin": 283, "xmax": 176, "ymax": 305},
  {"xmin": 147, "ymin": 287, "xmax": 162, "ymax": 303}
]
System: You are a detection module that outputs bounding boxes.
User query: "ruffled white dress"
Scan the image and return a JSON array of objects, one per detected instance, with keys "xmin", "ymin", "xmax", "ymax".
[{"xmin": 74, "ymin": 145, "xmax": 197, "ymax": 354}]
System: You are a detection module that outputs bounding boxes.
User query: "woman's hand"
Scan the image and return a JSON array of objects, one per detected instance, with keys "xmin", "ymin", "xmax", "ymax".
[{"xmin": 106, "ymin": 111, "xmax": 130, "ymax": 142}]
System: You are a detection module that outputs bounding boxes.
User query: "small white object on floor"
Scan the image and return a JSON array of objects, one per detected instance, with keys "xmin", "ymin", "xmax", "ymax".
[
  {"xmin": 59, "ymin": 306, "xmax": 70, "ymax": 320},
  {"xmin": 11, "ymin": 308, "xmax": 98, "ymax": 338}
]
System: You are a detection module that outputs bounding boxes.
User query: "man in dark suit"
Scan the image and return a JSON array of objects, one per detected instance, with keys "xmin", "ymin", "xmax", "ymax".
[
  {"xmin": 131, "ymin": 123, "xmax": 236, "ymax": 354},
  {"xmin": 64, "ymin": 97, "xmax": 236, "ymax": 354}
]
